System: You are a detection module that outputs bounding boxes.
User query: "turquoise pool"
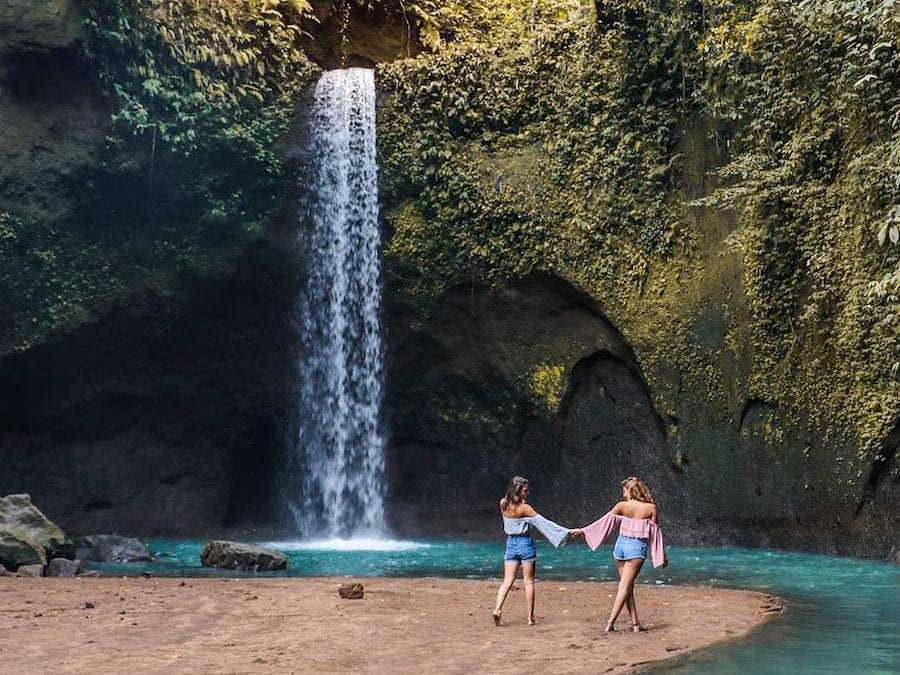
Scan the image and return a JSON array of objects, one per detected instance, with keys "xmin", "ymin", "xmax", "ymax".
[{"xmin": 86, "ymin": 538, "xmax": 899, "ymax": 674}]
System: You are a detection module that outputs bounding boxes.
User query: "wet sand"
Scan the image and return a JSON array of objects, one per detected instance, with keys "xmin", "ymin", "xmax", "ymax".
[{"xmin": 0, "ymin": 577, "xmax": 781, "ymax": 673}]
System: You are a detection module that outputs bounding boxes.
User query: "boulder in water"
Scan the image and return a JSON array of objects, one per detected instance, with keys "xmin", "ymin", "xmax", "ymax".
[
  {"xmin": 0, "ymin": 494, "xmax": 74, "ymax": 570},
  {"xmin": 77, "ymin": 535, "xmax": 153, "ymax": 563},
  {"xmin": 200, "ymin": 540, "xmax": 287, "ymax": 571}
]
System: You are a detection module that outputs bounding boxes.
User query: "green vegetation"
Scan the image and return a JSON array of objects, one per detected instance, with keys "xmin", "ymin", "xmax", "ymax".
[
  {"xmin": 83, "ymin": 0, "xmax": 318, "ymax": 165},
  {"xmin": 1, "ymin": 0, "xmax": 319, "ymax": 352},
  {"xmin": 378, "ymin": 0, "xmax": 899, "ymax": 467},
  {"xmin": 1, "ymin": 0, "xmax": 895, "ymax": 487}
]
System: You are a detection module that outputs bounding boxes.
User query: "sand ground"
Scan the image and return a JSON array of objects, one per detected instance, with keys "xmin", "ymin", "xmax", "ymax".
[{"xmin": 0, "ymin": 577, "xmax": 782, "ymax": 674}]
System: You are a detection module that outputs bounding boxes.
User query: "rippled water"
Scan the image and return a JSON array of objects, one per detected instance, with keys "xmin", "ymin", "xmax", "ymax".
[{"xmin": 87, "ymin": 539, "xmax": 899, "ymax": 673}]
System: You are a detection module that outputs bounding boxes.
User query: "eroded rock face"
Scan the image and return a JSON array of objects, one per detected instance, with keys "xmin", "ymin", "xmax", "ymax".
[
  {"xmin": 0, "ymin": 530, "xmax": 44, "ymax": 569},
  {"xmin": 0, "ymin": 0, "xmax": 83, "ymax": 53},
  {"xmin": 0, "ymin": 1, "xmax": 103, "ymax": 226},
  {"xmin": 200, "ymin": 540, "xmax": 287, "ymax": 571},
  {"xmin": 0, "ymin": 243, "xmax": 296, "ymax": 535},
  {"xmin": 384, "ymin": 273, "xmax": 682, "ymax": 537},
  {"xmin": 301, "ymin": 0, "xmax": 421, "ymax": 68},
  {"xmin": 384, "ymin": 270, "xmax": 899, "ymax": 559},
  {"xmin": 0, "ymin": 493, "xmax": 74, "ymax": 570}
]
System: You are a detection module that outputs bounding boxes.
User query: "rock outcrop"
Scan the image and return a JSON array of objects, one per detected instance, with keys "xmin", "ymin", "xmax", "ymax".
[
  {"xmin": 385, "ymin": 274, "xmax": 682, "ymax": 537},
  {"xmin": 0, "ymin": 0, "xmax": 83, "ymax": 53},
  {"xmin": 200, "ymin": 541, "xmax": 288, "ymax": 572},
  {"xmin": 0, "ymin": 493, "xmax": 74, "ymax": 570}
]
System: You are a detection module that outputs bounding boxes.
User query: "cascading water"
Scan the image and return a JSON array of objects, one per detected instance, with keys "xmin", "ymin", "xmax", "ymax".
[{"xmin": 288, "ymin": 68, "xmax": 387, "ymax": 539}]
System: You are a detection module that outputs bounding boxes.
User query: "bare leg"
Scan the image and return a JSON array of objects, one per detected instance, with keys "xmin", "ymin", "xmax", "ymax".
[
  {"xmin": 606, "ymin": 559, "xmax": 625, "ymax": 631},
  {"xmin": 626, "ymin": 582, "xmax": 639, "ymax": 629},
  {"xmin": 607, "ymin": 559, "xmax": 644, "ymax": 631},
  {"xmin": 619, "ymin": 560, "xmax": 644, "ymax": 630},
  {"xmin": 522, "ymin": 560, "xmax": 536, "ymax": 624},
  {"xmin": 493, "ymin": 561, "xmax": 520, "ymax": 624}
]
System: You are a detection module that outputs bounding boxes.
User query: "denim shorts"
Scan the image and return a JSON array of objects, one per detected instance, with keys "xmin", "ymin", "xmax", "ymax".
[
  {"xmin": 613, "ymin": 534, "xmax": 648, "ymax": 561},
  {"xmin": 504, "ymin": 534, "xmax": 537, "ymax": 562}
]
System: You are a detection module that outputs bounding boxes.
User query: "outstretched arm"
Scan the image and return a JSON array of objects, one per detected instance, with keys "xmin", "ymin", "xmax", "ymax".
[
  {"xmin": 524, "ymin": 512, "xmax": 572, "ymax": 548},
  {"xmin": 581, "ymin": 510, "xmax": 620, "ymax": 551}
]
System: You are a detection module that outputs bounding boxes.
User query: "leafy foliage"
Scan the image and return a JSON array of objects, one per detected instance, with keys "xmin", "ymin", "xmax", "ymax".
[
  {"xmin": 0, "ymin": 1, "xmax": 319, "ymax": 353},
  {"xmin": 83, "ymin": 0, "xmax": 317, "ymax": 165},
  {"xmin": 696, "ymin": 0, "xmax": 900, "ymax": 453},
  {"xmin": 378, "ymin": 0, "xmax": 899, "ymax": 463}
]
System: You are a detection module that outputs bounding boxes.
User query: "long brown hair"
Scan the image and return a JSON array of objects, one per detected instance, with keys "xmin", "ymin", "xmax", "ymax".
[
  {"xmin": 622, "ymin": 476, "xmax": 654, "ymax": 504},
  {"xmin": 501, "ymin": 476, "xmax": 530, "ymax": 510}
]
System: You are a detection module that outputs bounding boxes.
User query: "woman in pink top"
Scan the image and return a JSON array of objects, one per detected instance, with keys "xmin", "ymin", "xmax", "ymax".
[{"xmin": 582, "ymin": 476, "xmax": 668, "ymax": 633}]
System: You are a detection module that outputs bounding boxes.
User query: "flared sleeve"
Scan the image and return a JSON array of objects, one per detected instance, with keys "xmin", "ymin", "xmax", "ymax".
[
  {"xmin": 648, "ymin": 522, "xmax": 667, "ymax": 568},
  {"xmin": 523, "ymin": 514, "xmax": 571, "ymax": 548},
  {"xmin": 581, "ymin": 511, "xmax": 620, "ymax": 550}
]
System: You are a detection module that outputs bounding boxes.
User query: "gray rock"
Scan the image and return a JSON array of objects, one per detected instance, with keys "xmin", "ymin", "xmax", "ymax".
[
  {"xmin": 338, "ymin": 583, "xmax": 364, "ymax": 599},
  {"xmin": 0, "ymin": 494, "xmax": 74, "ymax": 570},
  {"xmin": 0, "ymin": 0, "xmax": 83, "ymax": 52},
  {"xmin": 200, "ymin": 541, "xmax": 287, "ymax": 572},
  {"xmin": 76, "ymin": 535, "xmax": 153, "ymax": 563},
  {"xmin": 0, "ymin": 531, "xmax": 45, "ymax": 570},
  {"xmin": 46, "ymin": 557, "xmax": 81, "ymax": 577},
  {"xmin": 16, "ymin": 563, "xmax": 44, "ymax": 577}
]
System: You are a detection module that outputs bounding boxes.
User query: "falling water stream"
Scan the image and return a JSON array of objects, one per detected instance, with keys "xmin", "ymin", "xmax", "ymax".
[{"xmin": 288, "ymin": 68, "xmax": 386, "ymax": 539}]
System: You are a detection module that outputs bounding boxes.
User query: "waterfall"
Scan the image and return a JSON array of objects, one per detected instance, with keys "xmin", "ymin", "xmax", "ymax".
[{"xmin": 289, "ymin": 68, "xmax": 386, "ymax": 539}]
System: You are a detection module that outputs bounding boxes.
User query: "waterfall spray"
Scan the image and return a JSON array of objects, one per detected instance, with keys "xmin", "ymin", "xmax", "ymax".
[{"xmin": 289, "ymin": 68, "xmax": 387, "ymax": 538}]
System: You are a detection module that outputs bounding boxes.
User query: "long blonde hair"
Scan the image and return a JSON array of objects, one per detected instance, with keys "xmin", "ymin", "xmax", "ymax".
[{"xmin": 622, "ymin": 476, "xmax": 654, "ymax": 504}]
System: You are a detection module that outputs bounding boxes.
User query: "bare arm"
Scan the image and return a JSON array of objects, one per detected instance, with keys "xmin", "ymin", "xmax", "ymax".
[
  {"xmin": 611, "ymin": 500, "xmax": 627, "ymax": 515},
  {"xmin": 651, "ymin": 504, "xmax": 659, "ymax": 524}
]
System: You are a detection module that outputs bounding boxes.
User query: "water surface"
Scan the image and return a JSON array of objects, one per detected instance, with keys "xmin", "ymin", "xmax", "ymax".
[{"xmin": 87, "ymin": 539, "xmax": 899, "ymax": 674}]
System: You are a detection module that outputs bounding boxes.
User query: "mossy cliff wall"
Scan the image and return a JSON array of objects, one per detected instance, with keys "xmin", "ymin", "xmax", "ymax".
[
  {"xmin": 0, "ymin": 0, "xmax": 319, "ymax": 533},
  {"xmin": 376, "ymin": 2, "xmax": 899, "ymax": 559},
  {"xmin": 0, "ymin": 1, "xmax": 896, "ymax": 558},
  {"xmin": 0, "ymin": 0, "xmax": 422, "ymax": 535}
]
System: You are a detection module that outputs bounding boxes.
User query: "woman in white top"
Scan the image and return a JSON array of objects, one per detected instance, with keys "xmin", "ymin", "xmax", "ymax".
[{"xmin": 492, "ymin": 476, "xmax": 580, "ymax": 626}]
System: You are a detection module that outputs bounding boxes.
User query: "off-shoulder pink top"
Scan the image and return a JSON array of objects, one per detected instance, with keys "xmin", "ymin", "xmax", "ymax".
[{"xmin": 581, "ymin": 511, "xmax": 667, "ymax": 568}]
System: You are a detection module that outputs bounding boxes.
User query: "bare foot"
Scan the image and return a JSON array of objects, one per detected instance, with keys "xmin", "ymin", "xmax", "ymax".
[
  {"xmin": 604, "ymin": 620, "xmax": 615, "ymax": 633},
  {"xmin": 492, "ymin": 612, "xmax": 501, "ymax": 626},
  {"xmin": 527, "ymin": 617, "xmax": 536, "ymax": 626},
  {"xmin": 632, "ymin": 623, "xmax": 646, "ymax": 633}
]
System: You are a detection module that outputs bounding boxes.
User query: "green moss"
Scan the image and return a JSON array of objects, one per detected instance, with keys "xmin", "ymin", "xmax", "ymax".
[
  {"xmin": 0, "ymin": 1, "xmax": 320, "ymax": 354},
  {"xmin": 377, "ymin": 0, "xmax": 900, "ymax": 485},
  {"xmin": 528, "ymin": 364, "xmax": 566, "ymax": 415}
]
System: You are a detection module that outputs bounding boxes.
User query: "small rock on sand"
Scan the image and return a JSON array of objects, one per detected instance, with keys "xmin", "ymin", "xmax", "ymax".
[{"xmin": 338, "ymin": 583, "xmax": 364, "ymax": 599}]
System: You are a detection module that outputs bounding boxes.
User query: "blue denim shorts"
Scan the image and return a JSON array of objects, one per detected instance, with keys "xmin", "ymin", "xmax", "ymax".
[
  {"xmin": 613, "ymin": 534, "xmax": 648, "ymax": 561},
  {"xmin": 504, "ymin": 534, "xmax": 537, "ymax": 562}
]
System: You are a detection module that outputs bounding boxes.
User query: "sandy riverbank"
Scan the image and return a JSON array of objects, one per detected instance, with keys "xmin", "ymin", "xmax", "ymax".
[{"xmin": 0, "ymin": 577, "xmax": 781, "ymax": 673}]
